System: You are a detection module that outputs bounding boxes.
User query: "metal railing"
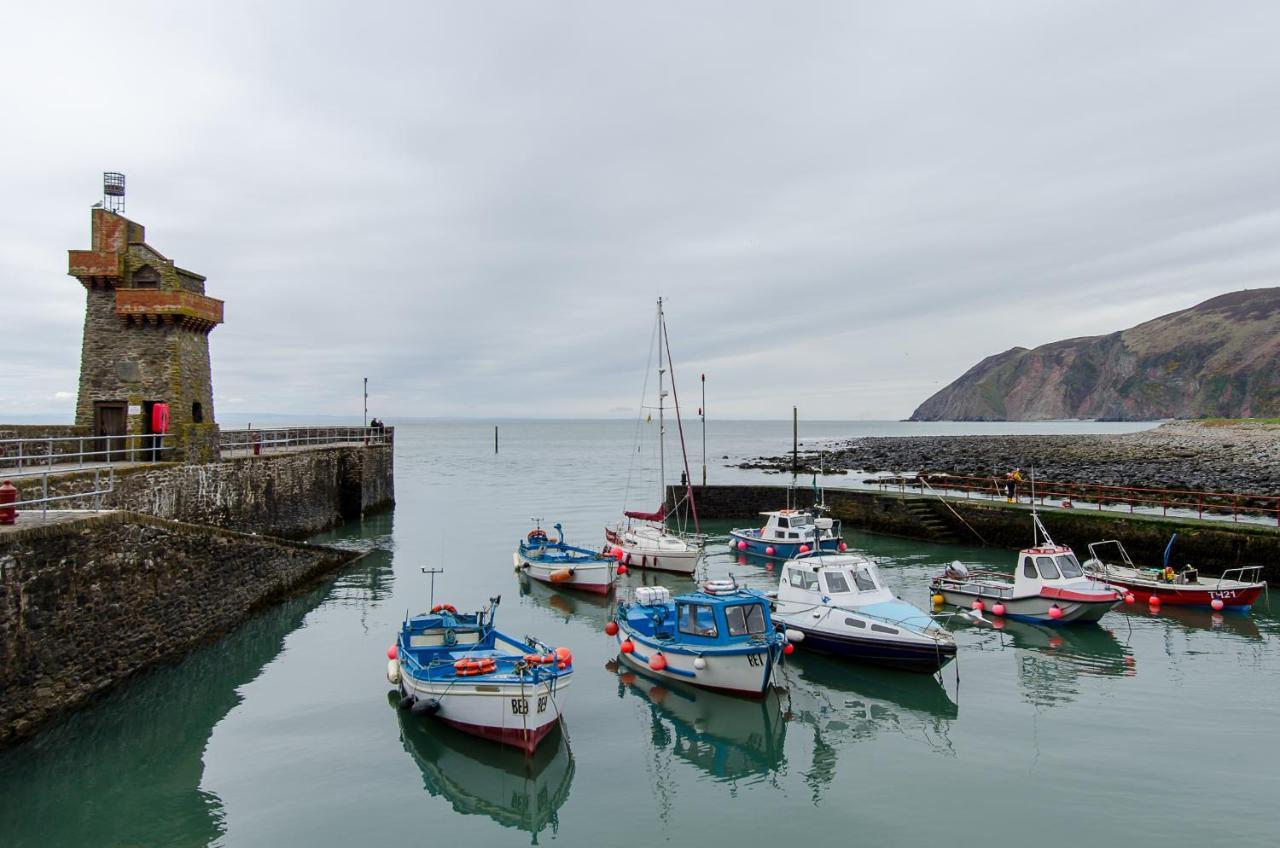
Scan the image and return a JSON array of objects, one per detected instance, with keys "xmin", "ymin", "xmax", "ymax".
[
  {"xmin": 0, "ymin": 433, "xmax": 172, "ymax": 477},
  {"xmin": 1, "ymin": 467, "xmax": 116, "ymax": 520},
  {"xmin": 873, "ymin": 473, "xmax": 1280, "ymax": 526},
  {"xmin": 219, "ymin": 426, "xmax": 393, "ymax": 457}
]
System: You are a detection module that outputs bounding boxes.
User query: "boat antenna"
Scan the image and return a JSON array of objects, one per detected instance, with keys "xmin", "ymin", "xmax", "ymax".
[
  {"xmin": 421, "ymin": 566, "xmax": 444, "ymax": 609},
  {"xmin": 1028, "ymin": 468, "xmax": 1055, "ymax": 548}
]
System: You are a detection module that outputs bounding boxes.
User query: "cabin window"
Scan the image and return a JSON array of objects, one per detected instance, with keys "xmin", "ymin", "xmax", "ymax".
[
  {"xmin": 678, "ymin": 603, "xmax": 718, "ymax": 638},
  {"xmin": 787, "ymin": 568, "xmax": 819, "ymax": 591},
  {"xmin": 844, "ymin": 617, "xmax": 866, "ymax": 628},
  {"xmin": 1023, "ymin": 558, "xmax": 1037, "ymax": 579},
  {"xmin": 1056, "ymin": 554, "xmax": 1083, "ymax": 578},
  {"xmin": 852, "ymin": 567, "xmax": 877, "ymax": 592},
  {"xmin": 871, "ymin": 624, "xmax": 898, "ymax": 635},
  {"xmin": 823, "ymin": 572, "xmax": 852, "ymax": 594},
  {"xmin": 725, "ymin": 604, "xmax": 767, "ymax": 636},
  {"xmin": 1035, "ymin": 556, "xmax": 1061, "ymax": 580},
  {"xmin": 788, "ymin": 532, "xmax": 800, "ymax": 540}
]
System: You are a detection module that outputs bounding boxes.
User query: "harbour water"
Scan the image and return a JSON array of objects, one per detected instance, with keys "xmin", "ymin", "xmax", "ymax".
[{"xmin": 1, "ymin": 420, "xmax": 1277, "ymax": 846}]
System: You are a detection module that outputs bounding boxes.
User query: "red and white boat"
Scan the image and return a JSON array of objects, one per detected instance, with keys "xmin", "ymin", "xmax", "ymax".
[
  {"xmin": 930, "ymin": 515, "xmax": 1124, "ymax": 624},
  {"xmin": 1083, "ymin": 540, "xmax": 1266, "ymax": 611}
]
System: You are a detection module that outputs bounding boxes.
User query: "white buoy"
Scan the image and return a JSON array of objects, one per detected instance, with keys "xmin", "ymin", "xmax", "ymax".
[
  {"xmin": 386, "ymin": 659, "xmax": 401, "ymax": 685},
  {"xmin": 693, "ymin": 656, "xmax": 707, "ymax": 670},
  {"xmin": 784, "ymin": 629, "xmax": 805, "ymax": 643}
]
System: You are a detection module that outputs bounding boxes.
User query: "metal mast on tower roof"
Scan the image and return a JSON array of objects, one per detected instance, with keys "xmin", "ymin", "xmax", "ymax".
[{"xmin": 103, "ymin": 172, "xmax": 125, "ymax": 214}]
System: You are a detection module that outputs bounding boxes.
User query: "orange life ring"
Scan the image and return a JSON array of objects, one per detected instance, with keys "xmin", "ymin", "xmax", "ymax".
[
  {"xmin": 432, "ymin": 604, "xmax": 458, "ymax": 615},
  {"xmin": 527, "ymin": 528, "xmax": 548, "ymax": 542}
]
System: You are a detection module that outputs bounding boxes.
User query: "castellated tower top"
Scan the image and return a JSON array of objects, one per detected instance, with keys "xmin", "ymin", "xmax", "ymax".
[{"xmin": 67, "ymin": 204, "xmax": 224, "ymax": 462}]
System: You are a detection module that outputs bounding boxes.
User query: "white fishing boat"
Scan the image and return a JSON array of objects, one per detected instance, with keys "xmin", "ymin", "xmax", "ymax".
[
  {"xmin": 930, "ymin": 516, "xmax": 1123, "ymax": 624},
  {"xmin": 771, "ymin": 552, "xmax": 956, "ymax": 673},
  {"xmin": 388, "ymin": 594, "xmax": 573, "ymax": 753},
  {"xmin": 515, "ymin": 522, "xmax": 617, "ymax": 595},
  {"xmin": 604, "ymin": 297, "xmax": 703, "ymax": 575}
]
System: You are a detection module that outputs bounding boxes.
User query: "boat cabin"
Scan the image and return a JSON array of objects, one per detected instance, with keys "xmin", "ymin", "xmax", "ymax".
[
  {"xmin": 624, "ymin": 584, "xmax": 773, "ymax": 647},
  {"xmin": 756, "ymin": 510, "xmax": 839, "ymax": 544},
  {"xmin": 1012, "ymin": 545, "xmax": 1091, "ymax": 595},
  {"xmin": 777, "ymin": 553, "xmax": 894, "ymax": 606}
]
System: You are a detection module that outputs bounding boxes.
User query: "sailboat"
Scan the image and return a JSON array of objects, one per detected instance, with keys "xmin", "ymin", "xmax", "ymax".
[{"xmin": 604, "ymin": 298, "xmax": 704, "ymax": 575}]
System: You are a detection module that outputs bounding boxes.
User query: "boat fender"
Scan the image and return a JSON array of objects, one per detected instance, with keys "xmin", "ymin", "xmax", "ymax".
[
  {"xmin": 398, "ymin": 694, "xmax": 416, "ymax": 711},
  {"xmin": 784, "ymin": 628, "xmax": 804, "ymax": 643},
  {"xmin": 693, "ymin": 656, "xmax": 707, "ymax": 670},
  {"xmin": 386, "ymin": 659, "xmax": 401, "ymax": 685},
  {"xmin": 411, "ymin": 698, "xmax": 440, "ymax": 717},
  {"xmin": 549, "ymin": 567, "xmax": 573, "ymax": 583}
]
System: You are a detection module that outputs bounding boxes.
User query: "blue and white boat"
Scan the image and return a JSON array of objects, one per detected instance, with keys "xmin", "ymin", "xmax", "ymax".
[
  {"xmin": 728, "ymin": 508, "xmax": 844, "ymax": 559},
  {"xmin": 387, "ymin": 596, "xmax": 573, "ymax": 753},
  {"xmin": 610, "ymin": 579, "xmax": 789, "ymax": 698},
  {"xmin": 515, "ymin": 522, "xmax": 617, "ymax": 595},
  {"xmin": 771, "ymin": 553, "xmax": 956, "ymax": 673}
]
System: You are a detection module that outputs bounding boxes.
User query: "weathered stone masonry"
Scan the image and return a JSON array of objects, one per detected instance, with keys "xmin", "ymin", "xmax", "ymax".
[{"xmin": 0, "ymin": 512, "xmax": 359, "ymax": 747}]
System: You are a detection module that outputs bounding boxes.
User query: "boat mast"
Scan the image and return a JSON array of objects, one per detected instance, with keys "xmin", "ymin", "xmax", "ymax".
[{"xmin": 657, "ymin": 297, "xmax": 666, "ymax": 513}]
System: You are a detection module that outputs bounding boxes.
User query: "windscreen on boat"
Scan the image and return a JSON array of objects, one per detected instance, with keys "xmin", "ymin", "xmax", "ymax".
[
  {"xmin": 823, "ymin": 571, "xmax": 852, "ymax": 593},
  {"xmin": 1035, "ymin": 556, "xmax": 1061, "ymax": 580},
  {"xmin": 852, "ymin": 567, "xmax": 877, "ymax": 592},
  {"xmin": 787, "ymin": 568, "xmax": 819, "ymax": 591},
  {"xmin": 725, "ymin": 603, "xmax": 767, "ymax": 636},
  {"xmin": 678, "ymin": 603, "xmax": 718, "ymax": 638},
  {"xmin": 1056, "ymin": 553, "xmax": 1083, "ymax": 578}
]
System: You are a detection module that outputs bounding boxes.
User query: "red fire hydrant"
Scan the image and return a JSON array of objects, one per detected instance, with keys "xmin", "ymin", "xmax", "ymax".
[{"xmin": 0, "ymin": 480, "xmax": 18, "ymax": 525}]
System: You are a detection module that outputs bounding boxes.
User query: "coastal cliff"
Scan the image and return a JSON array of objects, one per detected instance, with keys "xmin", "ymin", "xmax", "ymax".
[{"xmin": 910, "ymin": 288, "xmax": 1280, "ymax": 421}]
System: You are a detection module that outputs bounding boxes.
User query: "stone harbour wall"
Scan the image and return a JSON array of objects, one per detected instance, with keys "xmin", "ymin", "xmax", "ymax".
[
  {"xmin": 7, "ymin": 444, "xmax": 394, "ymax": 538},
  {"xmin": 0, "ymin": 512, "xmax": 359, "ymax": 747},
  {"xmin": 682, "ymin": 484, "xmax": 1280, "ymax": 583}
]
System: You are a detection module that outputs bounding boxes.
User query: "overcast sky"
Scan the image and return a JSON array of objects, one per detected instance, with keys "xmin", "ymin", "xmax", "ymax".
[{"xmin": 4, "ymin": 1, "xmax": 1279, "ymax": 421}]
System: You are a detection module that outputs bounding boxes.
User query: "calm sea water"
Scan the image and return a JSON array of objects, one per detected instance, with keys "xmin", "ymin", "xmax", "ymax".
[{"xmin": 2, "ymin": 420, "xmax": 1277, "ymax": 847}]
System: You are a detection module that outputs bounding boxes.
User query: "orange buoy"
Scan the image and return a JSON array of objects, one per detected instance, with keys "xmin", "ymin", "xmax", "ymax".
[
  {"xmin": 555, "ymin": 646, "xmax": 573, "ymax": 666},
  {"xmin": 620, "ymin": 640, "xmax": 635, "ymax": 654},
  {"xmin": 605, "ymin": 621, "xmax": 619, "ymax": 636},
  {"xmin": 649, "ymin": 653, "xmax": 667, "ymax": 671},
  {"xmin": 549, "ymin": 567, "xmax": 573, "ymax": 583}
]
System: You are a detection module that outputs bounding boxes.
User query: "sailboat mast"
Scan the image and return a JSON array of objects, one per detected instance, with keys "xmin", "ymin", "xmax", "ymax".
[{"xmin": 657, "ymin": 297, "xmax": 666, "ymax": 510}]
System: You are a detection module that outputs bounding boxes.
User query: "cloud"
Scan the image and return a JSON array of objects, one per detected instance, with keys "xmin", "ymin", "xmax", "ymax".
[{"xmin": 4, "ymin": 1, "xmax": 1280, "ymax": 421}]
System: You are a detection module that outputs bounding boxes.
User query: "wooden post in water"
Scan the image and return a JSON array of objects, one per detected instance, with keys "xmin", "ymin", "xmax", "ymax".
[
  {"xmin": 494, "ymin": 425, "xmax": 499, "ymax": 454},
  {"xmin": 792, "ymin": 406, "xmax": 798, "ymax": 475},
  {"xmin": 701, "ymin": 373, "xmax": 707, "ymax": 487}
]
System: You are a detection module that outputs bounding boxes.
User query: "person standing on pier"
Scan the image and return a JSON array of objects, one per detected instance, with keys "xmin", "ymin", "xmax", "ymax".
[{"xmin": 1004, "ymin": 468, "xmax": 1023, "ymax": 503}]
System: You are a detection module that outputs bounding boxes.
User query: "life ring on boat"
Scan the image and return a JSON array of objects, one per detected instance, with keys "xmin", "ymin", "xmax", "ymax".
[
  {"xmin": 431, "ymin": 604, "xmax": 458, "ymax": 615},
  {"xmin": 527, "ymin": 528, "xmax": 548, "ymax": 542},
  {"xmin": 454, "ymin": 657, "xmax": 497, "ymax": 676}
]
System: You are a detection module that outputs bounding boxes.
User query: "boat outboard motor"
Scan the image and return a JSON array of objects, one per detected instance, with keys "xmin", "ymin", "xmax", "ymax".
[{"xmin": 944, "ymin": 561, "xmax": 970, "ymax": 580}]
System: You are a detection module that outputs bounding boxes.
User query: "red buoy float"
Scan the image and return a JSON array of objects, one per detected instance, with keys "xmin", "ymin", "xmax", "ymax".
[
  {"xmin": 612, "ymin": 547, "xmax": 625, "ymax": 561},
  {"xmin": 649, "ymin": 653, "xmax": 667, "ymax": 671},
  {"xmin": 783, "ymin": 643, "xmax": 795, "ymax": 655},
  {"xmin": 992, "ymin": 603, "xmax": 1006, "ymax": 617},
  {"xmin": 620, "ymin": 640, "xmax": 635, "ymax": 654},
  {"xmin": 1048, "ymin": 605, "xmax": 1063, "ymax": 620},
  {"xmin": 971, "ymin": 600, "xmax": 984, "ymax": 612},
  {"xmin": 1124, "ymin": 593, "xmax": 1135, "ymax": 604},
  {"xmin": 386, "ymin": 644, "xmax": 397, "ymax": 660},
  {"xmin": 765, "ymin": 546, "xmax": 776, "ymax": 556},
  {"xmin": 605, "ymin": 621, "xmax": 619, "ymax": 636},
  {"xmin": 617, "ymin": 564, "xmax": 628, "ymax": 576},
  {"xmin": 798, "ymin": 544, "xmax": 810, "ymax": 554},
  {"xmin": 1148, "ymin": 595, "xmax": 1161, "ymax": 608},
  {"xmin": 1211, "ymin": 598, "xmax": 1224, "ymax": 611},
  {"xmin": 737, "ymin": 540, "xmax": 747, "ymax": 551},
  {"xmin": 838, "ymin": 542, "xmax": 847, "ymax": 552}
]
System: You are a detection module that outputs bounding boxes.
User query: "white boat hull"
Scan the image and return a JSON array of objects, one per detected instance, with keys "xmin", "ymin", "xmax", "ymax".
[
  {"xmin": 514, "ymin": 551, "xmax": 616, "ymax": 595},
  {"xmin": 606, "ymin": 526, "xmax": 702, "ymax": 575},
  {"xmin": 613, "ymin": 630, "xmax": 776, "ymax": 697},
  {"xmin": 399, "ymin": 667, "xmax": 571, "ymax": 752}
]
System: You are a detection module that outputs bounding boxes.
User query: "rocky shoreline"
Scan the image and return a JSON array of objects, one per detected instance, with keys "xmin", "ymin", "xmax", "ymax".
[{"xmin": 736, "ymin": 421, "xmax": 1280, "ymax": 497}]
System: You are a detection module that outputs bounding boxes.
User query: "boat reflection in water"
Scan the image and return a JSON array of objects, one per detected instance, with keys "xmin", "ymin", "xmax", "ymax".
[
  {"xmin": 391, "ymin": 693, "xmax": 574, "ymax": 844},
  {"xmin": 783, "ymin": 652, "xmax": 959, "ymax": 772},
  {"xmin": 518, "ymin": 571, "xmax": 614, "ymax": 629},
  {"xmin": 962, "ymin": 616, "xmax": 1135, "ymax": 707},
  {"xmin": 1117, "ymin": 602, "xmax": 1263, "ymax": 639},
  {"xmin": 608, "ymin": 660, "xmax": 788, "ymax": 787}
]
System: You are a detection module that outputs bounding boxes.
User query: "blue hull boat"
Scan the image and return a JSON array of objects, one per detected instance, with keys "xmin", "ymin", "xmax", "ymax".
[
  {"xmin": 611, "ymin": 580, "xmax": 790, "ymax": 698},
  {"xmin": 729, "ymin": 509, "xmax": 844, "ymax": 558}
]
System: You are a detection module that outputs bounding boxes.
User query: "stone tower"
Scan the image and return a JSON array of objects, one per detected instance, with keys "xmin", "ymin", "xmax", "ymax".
[{"xmin": 67, "ymin": 207, "xmax": 223, "ymax": 462}]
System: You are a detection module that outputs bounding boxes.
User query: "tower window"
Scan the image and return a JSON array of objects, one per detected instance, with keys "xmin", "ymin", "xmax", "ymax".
[
  {"xmin": 192, "ymin": 401, "xmax": 204, "ymax": 423},
  {"xmin": 132, "ymin": 265, "xmax": 161, "ymax": 289}
]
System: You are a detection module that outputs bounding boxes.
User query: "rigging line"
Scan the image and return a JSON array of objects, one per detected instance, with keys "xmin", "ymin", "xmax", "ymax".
[
  {"xmin": 661, "ymin": 309, "xmax": 700, "ymax": 535},
  {"xmin": 622, "ymin": 316, "xmax": 660, "ymax": 514}
]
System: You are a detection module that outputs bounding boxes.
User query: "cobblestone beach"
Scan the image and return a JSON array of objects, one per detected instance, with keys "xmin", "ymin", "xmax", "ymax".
[{"xmin": 738, "ymin": 422, "xmax": 1280, "ymax": 496}]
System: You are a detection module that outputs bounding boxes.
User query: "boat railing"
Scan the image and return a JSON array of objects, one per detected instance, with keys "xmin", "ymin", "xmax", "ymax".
[{"xmin": 1217, "ymin": 565, "xmax": 1264, "ymax": 588}]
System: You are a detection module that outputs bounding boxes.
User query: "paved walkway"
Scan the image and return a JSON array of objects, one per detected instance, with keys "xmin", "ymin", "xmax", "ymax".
[{"xmin": 0, "ymin": 510, "xmax": 112, "ymax": 535}]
